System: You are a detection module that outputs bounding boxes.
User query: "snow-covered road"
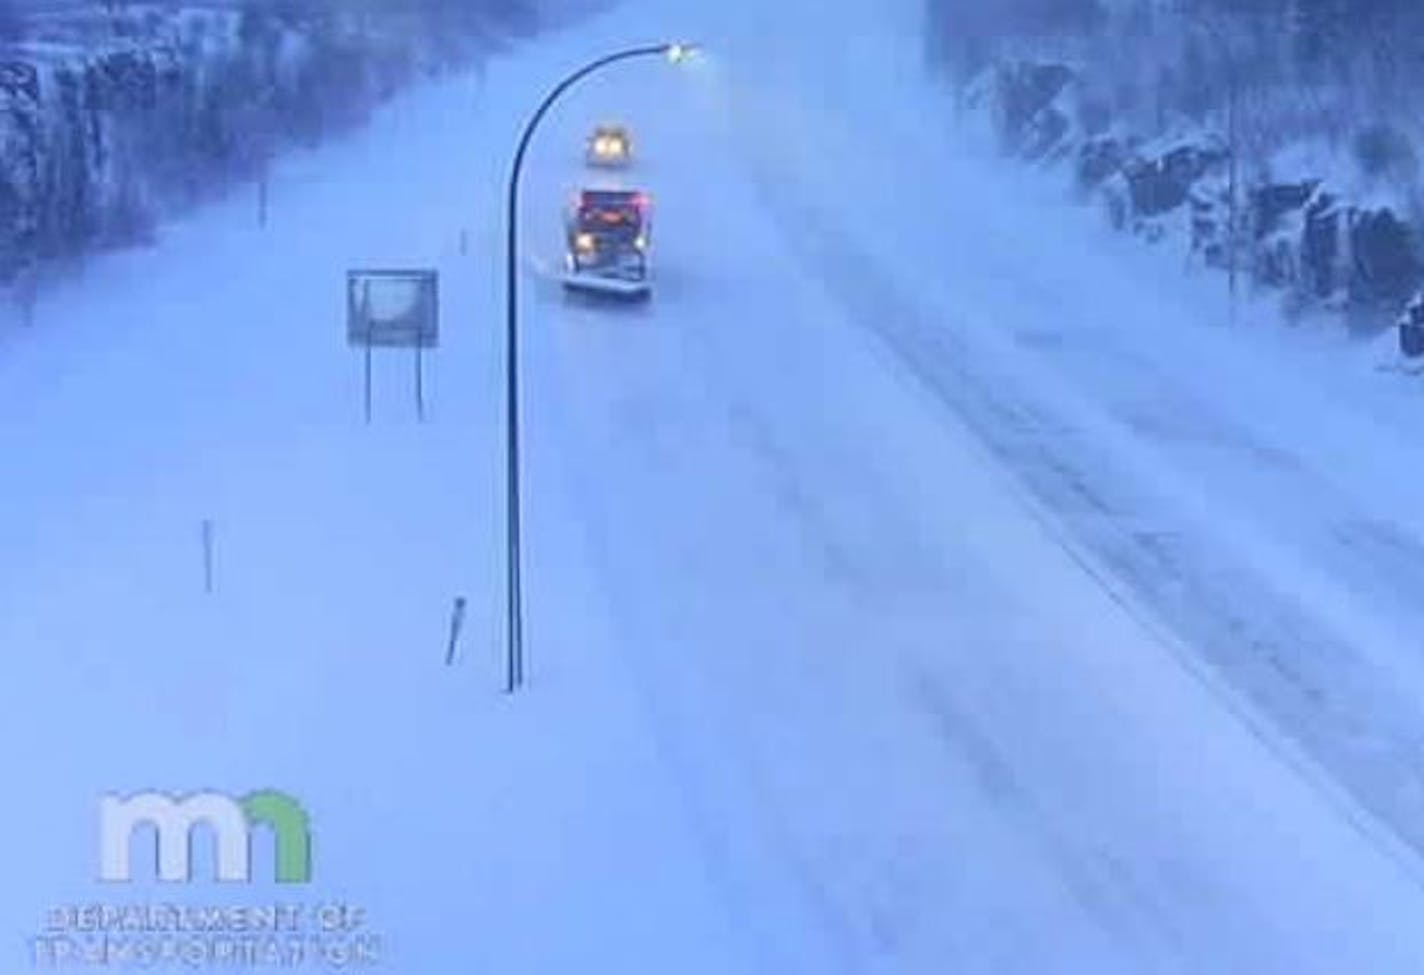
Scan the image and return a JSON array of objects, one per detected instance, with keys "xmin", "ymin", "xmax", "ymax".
[{"xmin": 5, "ymin": 0, "xmax": 1424, "ymax": 971}]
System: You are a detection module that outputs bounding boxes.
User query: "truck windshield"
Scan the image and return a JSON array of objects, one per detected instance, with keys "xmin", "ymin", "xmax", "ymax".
[{"xmin": 578, "ymin": 205, "xmax": 642, "ymax": 235}]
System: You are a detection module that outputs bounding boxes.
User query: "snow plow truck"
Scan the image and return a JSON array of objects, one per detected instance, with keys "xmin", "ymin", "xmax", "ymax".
[{"xmin": 561, "ymin": 188, "xmax": 652, "ymax": 300}]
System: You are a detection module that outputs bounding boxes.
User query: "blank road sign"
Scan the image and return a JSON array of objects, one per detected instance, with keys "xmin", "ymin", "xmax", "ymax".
[{"xmin": 348, "ymin": 269, "xmax": 439, "ymax": 348}]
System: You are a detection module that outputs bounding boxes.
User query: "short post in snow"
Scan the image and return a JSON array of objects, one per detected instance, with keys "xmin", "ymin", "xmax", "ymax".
[
  {"xmin": 445, "ymin": 596, "xmax": 468, "ymax": 666},
  {"xmin": 201, "ymin": 518, "xmax": 215, "ymax": 595}
]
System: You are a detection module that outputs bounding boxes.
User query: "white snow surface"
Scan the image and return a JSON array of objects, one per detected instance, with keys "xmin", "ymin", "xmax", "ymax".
[{"xmin": 5, "ymin": 0, "xmax": 1424, "ymax": 972}]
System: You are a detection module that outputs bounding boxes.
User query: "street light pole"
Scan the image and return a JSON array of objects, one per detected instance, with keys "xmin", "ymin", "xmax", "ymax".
[
  {"xmin": 503, "ymin": 42, "xmax": 696, "ymax": 694},
  {"xmin": 1222, "ymin": 35, "xmax": 1239, "ymax": 325},
  {"xmin": 1182, "ymin": 9, "xmax": 1239, "ymax": 324}
]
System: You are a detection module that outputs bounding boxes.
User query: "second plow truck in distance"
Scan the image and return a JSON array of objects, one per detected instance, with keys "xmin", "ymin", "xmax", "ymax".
[
  {"xmin": 561, "ymin": 188, "xmax": 653, "ymax": 300},
  {"xmin": 586, "ymin": 123, "xmax": 633, "ymax": 168}
]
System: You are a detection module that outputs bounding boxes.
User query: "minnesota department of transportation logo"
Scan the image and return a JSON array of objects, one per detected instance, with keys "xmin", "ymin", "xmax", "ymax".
[
  {"xmin": 99, "ymin": 791, "xmax": 312, "ymax": 884},
  {"xmin": 27, "ymin": 791, "xmax": 386, "ymax": 967}
]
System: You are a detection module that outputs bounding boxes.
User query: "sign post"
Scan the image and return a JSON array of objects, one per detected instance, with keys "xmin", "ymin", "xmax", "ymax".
[{"xmin": 346, "ymin": 269, "xmax": 440, "ymax": 422}]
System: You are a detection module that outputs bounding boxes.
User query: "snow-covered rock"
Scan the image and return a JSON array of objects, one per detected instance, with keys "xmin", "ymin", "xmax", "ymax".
[{"xmin": 0, "ymin": 2, "xmax": 543, "ymax": 282}]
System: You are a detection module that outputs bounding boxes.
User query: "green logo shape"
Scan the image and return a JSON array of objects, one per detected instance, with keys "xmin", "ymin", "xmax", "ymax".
[{"xmin": 242, "ymin": 790, "xmax": 312, "ymax": 884}]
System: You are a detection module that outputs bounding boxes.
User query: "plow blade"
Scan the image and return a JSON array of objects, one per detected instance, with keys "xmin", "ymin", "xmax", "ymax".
[{"xmin": 560, "ymin": 271, "xmax": 652, "ymax": 300}]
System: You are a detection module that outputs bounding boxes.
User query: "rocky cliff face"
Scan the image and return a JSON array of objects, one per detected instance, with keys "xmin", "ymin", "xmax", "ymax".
[
  {"xmin": 0, "ymin": 1, "xmax": 541, "ymax": 281},
  {"xmin": 927, "ymin": 0, "xmax": 1424, "ymax": 333},
  {"xmin": 957, "ymin": 57, "xmax": 1422, "ymax": 331}
]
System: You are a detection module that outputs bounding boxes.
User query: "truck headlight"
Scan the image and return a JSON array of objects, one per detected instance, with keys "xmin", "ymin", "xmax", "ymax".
[{"xmin": 575, "ymin": 233, "xmax": 596, "ymax": 252}]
